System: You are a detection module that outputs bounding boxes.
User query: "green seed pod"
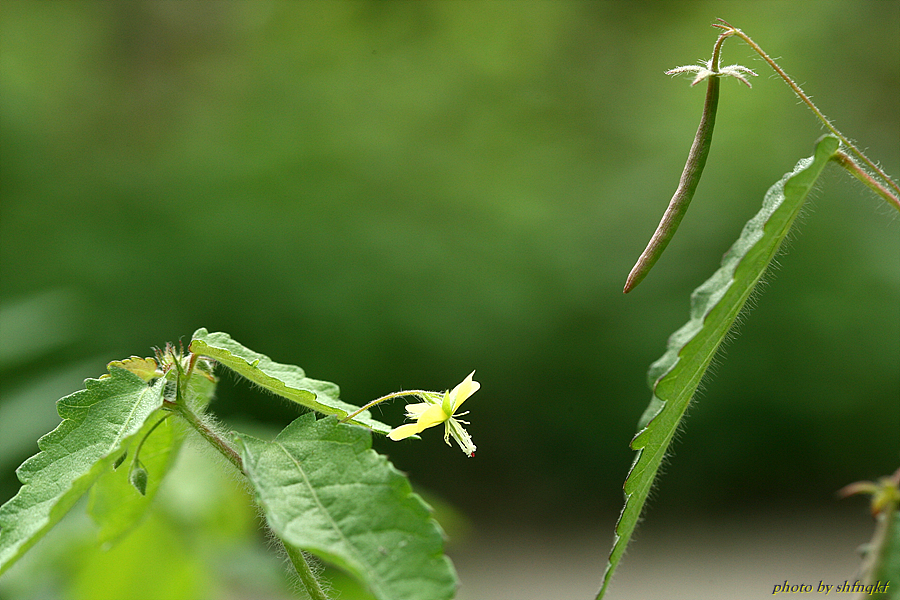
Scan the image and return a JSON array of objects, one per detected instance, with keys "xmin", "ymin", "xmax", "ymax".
[{"xmin": 624, "ymin": 74, "xmax": 720, "ymax": 293}]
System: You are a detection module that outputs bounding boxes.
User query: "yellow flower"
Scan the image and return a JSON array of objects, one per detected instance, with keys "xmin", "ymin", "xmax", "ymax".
[{"xmin": 388, "ymin": 371, "xmax": 479, "ymax": 457}]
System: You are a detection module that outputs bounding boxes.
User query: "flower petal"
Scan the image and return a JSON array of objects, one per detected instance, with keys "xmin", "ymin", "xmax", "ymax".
[
  {"xmin": 719, "ymin": 64, "xmax": 758, "ymax": 88},
  {"xmin": 450, "ymin": 371, "xmax": 480, "ymax": 412},
  {"xmin": 404, "ymin": 402, "xmax": 432, "ymax": 417},
  {"xmin": 665, "ymin": 64, "xmax": 706, "ymax": 76},
  {"xmin": 388, "ymin": 422, "xmax": 425, "ymax": 441},
  {"xmin": 416, "ymin": 403, "xmax": 449, "ymax": 428}
]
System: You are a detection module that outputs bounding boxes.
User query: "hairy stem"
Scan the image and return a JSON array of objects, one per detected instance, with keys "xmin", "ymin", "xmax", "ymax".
[
  {"xmin": 166, "ymin": 375, "xmax": 328, "ymax": 600},
  {"xmin": 167, "ymin": 350, "xmax": 328, "ymax": 600},
  {"xmin": 714, "ymin": 19, "xmax": 900, "ymax": 204},
  {"xmin": 341, "ymin": 389, "xmax": 434, "ymax": 423},
  {"xmin": 856, "ymin": 507, "xmax": 897, "ymax": 599},
  {"xmin": 284, "ymin": 543, "xmax": 331, "ymax": 600},
  {"xmin": 832, "ymin": 150, "xmax": 900, "ymax": 212},
  {"xmin": 161, "ymin": 347, "xmax": 243, "ymax": 471},
  {"xmin": 165, "ymin": 399, "xmax": 243, "ymax": 472}
]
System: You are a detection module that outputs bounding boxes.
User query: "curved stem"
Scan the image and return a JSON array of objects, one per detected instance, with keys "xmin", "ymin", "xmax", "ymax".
[
  {"xmin": 161, "ymin": 346, "xmax": 244, "ymax": 471},
  {"xmin": 838, "ymin": 467, "xmax": 900, "ymax": 599},
  {"xmin": 166, "ymin": 354, "xmax": 329, "ymax": 600},
  {"xmin": 713, "ymin": 19, "xmax": 900, "ymax": 201},
  {"xmin": 341, "ymin": 389, "xmax": 434, "ymax": 423},
  {"xmin": 130, "ymin": 412, "xmax": 172, "ymax": 467}
]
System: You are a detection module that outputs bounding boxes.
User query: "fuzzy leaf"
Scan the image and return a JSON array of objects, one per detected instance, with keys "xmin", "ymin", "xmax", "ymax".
[
  {"xmin": 0, "ymin": 365, "xmax": 166, "ymax": 574},
  {"xmin": 87, "ymin": 412, "xmax": 186, "ymax": 547},
  {"xmin": 85, "ymin": 357, "xmax": 218, "ymax": 547},
  {"xmin": 86, "ymin": 353, "xmax": 219, "ymax": 547},
  {"xmin": 237, "ymin": 414, "xmax": 458, "ymax": 600},
  {"xmin": 189, "ymin": 328, "xmax": 391, "ymax": 434},
  {"xmin": 598, "ymin": 135, "xmax": 840, "ymax": 598}
]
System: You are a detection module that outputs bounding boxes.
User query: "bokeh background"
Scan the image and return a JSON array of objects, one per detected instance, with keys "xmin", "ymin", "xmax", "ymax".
[{"xmin": 1, "ymin": 1, "xmax": 897, "ymax": 599}]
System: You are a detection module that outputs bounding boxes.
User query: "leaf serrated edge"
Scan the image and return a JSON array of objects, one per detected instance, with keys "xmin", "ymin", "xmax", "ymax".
[
  {"xmin": 188, "ymin": 328, "xmax": 392, "ymax": 434},
  {"xmin": 0, "ymin": 367, "xmax": 166, "ymax": 575},
  {"xmin": 597, "ymin": 136, "xmax": 840, "ymax": 599},
  {"xmin": 237, "ymin": 415, "xmax": 457, "ymax": 600}
]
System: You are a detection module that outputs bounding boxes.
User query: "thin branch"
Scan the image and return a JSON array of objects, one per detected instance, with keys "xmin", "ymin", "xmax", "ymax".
[
  {"xmin": 713, "ymin": 19, "xmax": 900, "ymax": 201},
  {"xmin": 833, "ymin": 151, "xmax": 900, "ymax": 212},
  {"xmin": 341, "ymin": 389, "xmax": 434, "ymax": 423},
  {"xmin": 165, "ymin": 399, "xmax": 243, "ymax": 472}
]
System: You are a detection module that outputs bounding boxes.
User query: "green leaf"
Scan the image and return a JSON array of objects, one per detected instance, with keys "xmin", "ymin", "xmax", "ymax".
[
  {"xmin": 87, "ymin": 358, "xmax": 216, "ymax": 548},
  {"xmin": 88, "ymin": 412, "xmax": 186, "ymax": 547},
  {"xmin": 189, "ymin": 328, "xmax": 391, "ymax": 435},
  {"xmin": 872, "ymin": 510, "xmax": 900, "ymax": 599},
  {"xmin": 0, "ymin": 365, "xmax": 166, "ymax": 575},
  {"xmin": 598, "ymin": 135, "xmax": 840, "ymax": 599},
  {"xmin": 237, "ymin": 414, "xmax": 458, "ymax": 600}
]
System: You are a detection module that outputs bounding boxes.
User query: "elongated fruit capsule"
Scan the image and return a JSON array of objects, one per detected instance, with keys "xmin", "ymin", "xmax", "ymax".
[{"xmin": 624, "ymin": 74, "xmax": 720, "ymax": 293}]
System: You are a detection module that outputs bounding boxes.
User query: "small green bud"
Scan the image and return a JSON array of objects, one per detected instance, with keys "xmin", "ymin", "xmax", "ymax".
[
  {"xmin": 112, "ymin": 451, "xmax": 127, "ymax": 470},
  {"xmin": 129, "ymin": 463, "xmax": 148, "ymax": 496}
]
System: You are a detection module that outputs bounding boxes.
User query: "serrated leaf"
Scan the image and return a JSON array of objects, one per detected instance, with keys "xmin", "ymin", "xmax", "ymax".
[
  {"xmin": 189, "ymin": 328, "xmax": 391, "ymax": 435},
  {"xmin": 598, "ymin": 135, "xmax": 840, "ymax": 598},
  {"xmin": 0, "ymin": 365, "xmax": 166, "ymax": 575},
  {"xmin": 88, "ymin": 412, "xmax": 186, "ymax": 547},
  {"xmin": 237, "ymin": 414, "xmax": 458, "ymax": 600},
  {"xmin": 88, "ymin": 354, "xmax": 216, "ymax": 548}
]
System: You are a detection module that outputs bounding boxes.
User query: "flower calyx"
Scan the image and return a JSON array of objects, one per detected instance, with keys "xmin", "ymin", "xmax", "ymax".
[{"xmin": 666, "ymin": 59, "xmax": 757, "ymax": 87}]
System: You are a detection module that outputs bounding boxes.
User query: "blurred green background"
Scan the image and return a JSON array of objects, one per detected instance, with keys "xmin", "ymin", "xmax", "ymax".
[{"xmin": 1, "ymin": 1, "xmax": 897, "ymax": 598}]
